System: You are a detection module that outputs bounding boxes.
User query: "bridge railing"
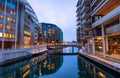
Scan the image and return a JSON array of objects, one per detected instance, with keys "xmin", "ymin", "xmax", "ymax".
[{"xmin": 47, "ymin": 42, "xmax": 81, "ymax": 46}]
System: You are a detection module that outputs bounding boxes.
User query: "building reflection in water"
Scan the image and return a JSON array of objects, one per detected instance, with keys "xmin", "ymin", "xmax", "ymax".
[
  {"xmin": 0, "ymin": 53, "xmax": 63, "ymax": 78},
  {"xmin": 77, "ymin": 56, "xmax": 116, "ymax": 78}
]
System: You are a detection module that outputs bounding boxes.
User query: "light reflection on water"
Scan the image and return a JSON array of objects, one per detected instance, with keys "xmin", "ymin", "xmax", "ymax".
[{"xmin": 0, "ymin": 47, "xmax": 118, "ymax": 78}]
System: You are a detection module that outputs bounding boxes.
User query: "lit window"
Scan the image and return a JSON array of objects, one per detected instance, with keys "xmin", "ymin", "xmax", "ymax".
[
  {"xmin": 24, "ymin": 31, "xmax": 31, "ymax": 36},
  {"xmin": 6, "ymin": 25, "xmax": 9, "ymax": 29},
  {"xmin": 10, "ymin": 10, "xmax": 13, "ymax": 15},
  {"xmin": 0, "ymin": 32, "xmax": 2, "ymax": 37},
  {"xmin": 11, "ymin": 34, "xmax": 15, "ymax": 38},
  {"xmin": 4, "ymin": 33, "xmax": 7, "ymax": 38},
  {"xmin": 7, "ymin": 17, "xmax": 11, "ymax": 22},
  {"xmin": 0, "ymin": 14, "xmax": 3, "ymax": 19},
  {"xmin": 9, "ymin": 26, "xmax": 15, "ymax": 30},
  {"xmin": 9, "ymin": 34, "xmax": 12, "ymax": 38},
  {"xmin": 13, "ymin": 19, "xmax": 16, "ymax": 23},
  {"xmin": 13, "ymin": 11, "xmax": 16, "ymax": 16},
  {"xmin": 0, "ymin": 23, "xmax": 2, "ymax": 28},
  {"xmin": 9, "ymin": 34, "xmax": 15, "ymax": 38}
]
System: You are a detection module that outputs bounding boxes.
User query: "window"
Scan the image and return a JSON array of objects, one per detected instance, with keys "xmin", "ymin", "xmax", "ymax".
[
  {"xmin": 0, "ymin": 23, "xmax": 2, "ymax": 28},
  {"xmin": 6, "ymin": 7, "xmax": 10, "ymax": 13},
  {"xmin": 11, "ymin": 34, "xmax": 15, "ymax": 38},
  {"xmin": 7, "ymin": 17, "xmax": 16, "ymax": 23},
  {"xmin": 9, "ymin": 26, "xmax": 15, "ymax": 30},
  {"xmin": 24, "ymin": 31, "xmax": 31, "ymax": 36},
  {"xmin": 4, "ymin": 33, "xmax": 7, "ymax": 38},
  {"xmin": 0, "ymin": 14, "xmax": 3, "ymax": 19},
  {"xmin": 0, "ymin": 32, "xmax": 2, "ymax": 37},
  {"xmin": 7, "ymin": 17, "xmax": 11, "ymax": 22},
  {"xmin": 6, "ymin": 25, "xmax": 15, "ymax": 30},
  {"xmin": 0, "ymin": 5, "xmax": 4, "ymax": 11}
]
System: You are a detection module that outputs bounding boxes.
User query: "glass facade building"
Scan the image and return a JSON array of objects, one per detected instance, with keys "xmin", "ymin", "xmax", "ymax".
[
  {"xmin": 0, "ymin": 0, "xmax": 39, "ymax": 50},
  {"xmin": 38, "ymin": 23, "xmax": 63, "ymax": 44}
]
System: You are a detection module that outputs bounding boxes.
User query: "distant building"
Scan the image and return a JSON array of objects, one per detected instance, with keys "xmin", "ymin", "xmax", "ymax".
[
  {"xmin": 0, "ymin": 0, "xmax": 39, "ymax": 50},
  {"xmin": 38, "ymin": 23, "xmax": 63, "ymax": 44}
]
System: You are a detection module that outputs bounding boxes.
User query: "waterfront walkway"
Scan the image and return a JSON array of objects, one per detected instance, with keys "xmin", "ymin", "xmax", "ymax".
[
  {"xmin": 0, "ymin": 44, "xmax": 47, "ymax": 63},
  {"xmin": 79, "ymin": 51, "xmax": 120, "ymax": 73}
]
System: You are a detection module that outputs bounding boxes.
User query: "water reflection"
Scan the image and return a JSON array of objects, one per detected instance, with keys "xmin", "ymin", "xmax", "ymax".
[
  {"xmin": 0, "ymin": 54, "xmax": 63, "ymax": 78},
  {"xmin": 0, "ymin": 47, "xmax": 118, "ymax": 78},
  {"xmin": 78, "ymin": 56, "xmax": 116, "ymax": 78}
]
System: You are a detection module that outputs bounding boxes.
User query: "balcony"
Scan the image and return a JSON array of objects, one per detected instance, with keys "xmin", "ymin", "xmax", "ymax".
[
  {"xmin": 83, "ymin": 25, "xmax": 92, "ymax": 31},
  {"xmin": 81, "ymin": 4, "xmax": 90, "ymax": 14},
  {"xmin": 83, "ymin": 33, "xmax": 92, "ymax": 38},
  {"xmin": 76, "ymin": 12, "xmax": 80, "ymax": 17},
  {"xmin": 76, "ymin": 7, "xmax": 80, "ymax": 13},
  {"xmin": 91, "ymin": 0, "xmax": 101, "ymax": 7},
  {"xmin": 82, "ymin": 18, "xmax": 91, "ymax": 25},
  {"xmin": 76, "ymin": 0, "xmax": 80, "ymax": 7},
  {"xmin": 91, "ymin": 0, "xmax": 118, "ymax": 16},
  {"xmin": 92, "ymin": 6, "xmax": 120, "ymax": 28},
  {"xmin": 81, "ymin": 11, "xmax": 90, "ymax": 19},
  {"xmin": 81, "ymin": 0, "xmax": 90, "ymax": 7},
  {"xmin": 76, "ymin": 16, "xmax": 81, "ymax": 21},
  {"xmin": 76, "ymin": 21, "xmax": 81, "ymax": 26},
  {"xmin": 91, "ymin": 0, "xmax": 96, "ymax": 7}
]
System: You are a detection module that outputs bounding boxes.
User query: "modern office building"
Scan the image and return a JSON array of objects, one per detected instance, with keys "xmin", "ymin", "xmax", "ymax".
[
  {"xmin": 0, "ymin": 0, "xmax": 39, "ymax": 50},
  {"xmin": 38, "ymin": 23, "xmax": 63, "ymax": 44},
  {"xmin": 76, "ymin": 0, "xmax": 120, "ymax": 55}
]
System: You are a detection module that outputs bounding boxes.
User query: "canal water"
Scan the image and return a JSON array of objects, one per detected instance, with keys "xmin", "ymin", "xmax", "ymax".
[{"xmin": 0, "ymin": 47, "xmax": 119, "ymax": 78}]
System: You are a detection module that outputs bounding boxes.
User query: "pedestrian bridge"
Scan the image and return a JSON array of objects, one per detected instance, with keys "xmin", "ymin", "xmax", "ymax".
[{"xmin": 47, "ymin": 42, "xmax": 81, "ymax": 47}]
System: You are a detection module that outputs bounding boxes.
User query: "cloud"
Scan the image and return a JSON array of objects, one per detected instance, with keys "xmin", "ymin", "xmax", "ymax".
[{"xmin": 28, "ymin": 0, "xmax": 77, "ymax": 41}]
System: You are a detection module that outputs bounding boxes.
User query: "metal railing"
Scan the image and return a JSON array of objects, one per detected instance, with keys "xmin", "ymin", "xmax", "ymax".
[{"xmin": 47, "ymin": 42, "xmax": 81, "ymax": 47}]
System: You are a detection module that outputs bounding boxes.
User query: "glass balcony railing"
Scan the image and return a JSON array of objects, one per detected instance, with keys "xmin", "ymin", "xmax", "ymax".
[
  {"xmin": 81, "ymin": 11, "xmax": 90, "ymax": 19},
  {"xmin": 81, "ymin": 4, "xmax": 90, "ymax": 13},
  {"xmin": 84, "ymin": 25, "xmax": 92, "ymax": 29},
  {"xmin": 91, "ymin": 0, "xmax": 96, "ymax": 7},
  {"xmin": 83, "ymin": 33, "xmax": 93, "ymax": 37},
  {"xmin": 81, "ymin": 0, "xmax": 90, "ymax": 7},
  {"xmin": 82, "ymin": 18, "xmax": 91, "ymax": 25},
  {"xmin": 91, "ymin": 0, "xmax": 108, "ymax": 15}
]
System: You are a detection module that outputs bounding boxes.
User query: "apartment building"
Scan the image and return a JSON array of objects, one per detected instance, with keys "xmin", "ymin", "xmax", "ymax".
[
  {"xmin": 76, "ymin": 0, "xmax": 92, "ymax": 52},
  {"xmin": 91, "ymin": 0, "xmax": 120, "ymax": 55},
  {"xmin": 38, "ymin": 23, "xmax": 63, "ymax": 44},
  {"xmin": 76, "ymin": 0, "xmax": 120, "ymax": 55}
]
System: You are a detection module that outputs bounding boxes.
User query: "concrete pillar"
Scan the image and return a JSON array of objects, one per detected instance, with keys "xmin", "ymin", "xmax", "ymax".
[
  {"xmin": 119, "ymin": 15, "xmax": 120, "ymax": 23},
  {"xmin": 101, "ymin": 25, "xmax": 106, "ymax": 57},
  {"xmin": 2, "ymin": 0, "xmax": 7, "ymax": 51},
  {"xmin": 19, "ymin": 5, "xmax": 25, "ymax": 48},
  {"xmin": 72, "ymin": 47, "xmax": 74, "ymax": 53},
  {"xmin": 88, "ymin": 39, "xmax": 90, "ymax": 52},
  {"xmin": 15, "ymin": 0, "xmax": 19, "ymax": 49},
  {"xmin": 93, "ymin": 68, "xmax": 96, "ymax": 78},
  {"xmin": 92, "ymin": 37, "xmax": 95, "ymax": 54},
  {"xmin": 105, "ymin": 36, "xmax": 109, "ymax": 52}
]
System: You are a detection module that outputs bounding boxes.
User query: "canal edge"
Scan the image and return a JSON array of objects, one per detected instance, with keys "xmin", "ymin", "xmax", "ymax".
[{"xmin": 79, "ymin": 52, "xmax": 120, "ymax": 75}]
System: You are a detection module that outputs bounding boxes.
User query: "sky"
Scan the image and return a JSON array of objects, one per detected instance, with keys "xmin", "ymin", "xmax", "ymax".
[{"xmin": 28, "ymin": 0, "xmax": 78, "ymax": 42}]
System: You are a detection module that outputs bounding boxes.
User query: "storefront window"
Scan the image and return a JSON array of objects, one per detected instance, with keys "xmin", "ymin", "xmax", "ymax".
[
  {"xmin": 94, "ymin": 37, "xmax": 103, "ymax": 52},
  {"xmin": 108, "ymin": 35, "xmax": 120, "ymax": 54}
]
